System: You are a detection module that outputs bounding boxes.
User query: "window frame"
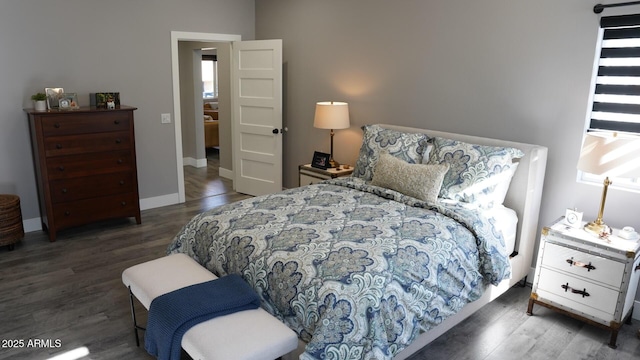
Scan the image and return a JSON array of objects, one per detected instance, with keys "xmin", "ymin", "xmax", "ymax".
[
  {"xmin": 202, "ymin": 54, "xmax": 217, "ymax": 99},
  {"xmin": 579, "ymin": 14, "xmax": 640, "ymax": 193}
]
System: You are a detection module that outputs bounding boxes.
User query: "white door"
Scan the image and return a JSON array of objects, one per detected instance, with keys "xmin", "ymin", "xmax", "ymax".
[{"xmin": 232, "ymin": 39, "xmax": 283, "ymax": 196}]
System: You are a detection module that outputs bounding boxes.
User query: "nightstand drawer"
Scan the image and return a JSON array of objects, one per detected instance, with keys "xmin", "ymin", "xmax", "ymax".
[
  {"xmin": 537, "ymin": 267, "xmax": 618, "ymax": 319},
  {"xmin": 541, "ymin": 242, "xmax": 625, "ymax": 288},
  {"xmin": 298, "ymin": 164, "xmax": 352, "ymax": 187},
  {"xmin": 300, "ymin": 173, "xmax": 324, "ymax": 186}
]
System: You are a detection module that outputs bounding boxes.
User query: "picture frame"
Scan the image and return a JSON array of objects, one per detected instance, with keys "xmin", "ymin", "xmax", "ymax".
[
  {"xmin": 91, "ymin": 92, "xmax": 120, "ymax": 109},
  {"xmin": 58, "ymin": 93, "xmax": 79, "ymax": 110},
  {"xmin": 311, "ymin": 151, "xmax": 330, "ymax": 170},
  {"xmin": 45, "ymin": 87, "xmax": 64, "ymax": 110}
]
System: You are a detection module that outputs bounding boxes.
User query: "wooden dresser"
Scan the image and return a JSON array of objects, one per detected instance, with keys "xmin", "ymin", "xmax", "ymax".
[{"xmin": 27, "ymin": 106, "xmax": 141, "ymax": 241}]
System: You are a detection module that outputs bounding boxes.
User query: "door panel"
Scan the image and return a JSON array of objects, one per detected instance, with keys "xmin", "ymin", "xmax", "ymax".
[{"xmin": 232, "ymin": 39, "xmax": 283, "ymax": 196}]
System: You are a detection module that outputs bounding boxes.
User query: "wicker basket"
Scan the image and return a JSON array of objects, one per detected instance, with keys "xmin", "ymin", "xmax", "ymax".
[{"xmin": 0, "ymin": 194, "xmax": 24, "ymax": 248}]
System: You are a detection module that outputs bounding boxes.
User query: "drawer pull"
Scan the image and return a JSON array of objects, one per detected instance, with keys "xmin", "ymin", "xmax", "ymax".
[
  {"xmin": 61, "ymin": 188, "xmax": 68, "ymax": 194},
  {"xmin": 561, "ymin": 283, "xmax": 590, "ymax": 298},
  {"xmin": 121, "ymin": 201, "xmax": 127, "ymax": 206},
  {"xmin": 54, "ymin": 123, "xmax": 60, "ymax": 128},
  {"xmin": 55, "ymin": 144, "xmax": 62, "ymax": 149},
  {"xmin": 114, "ymin": 120, "xmax": 120, "ymax": 125},
  {"xmin": 115, "ymin": 138, "xmax": 122, "ymax": 144},
  {"xmin": 64, "ymin": 211, "xmax": 70, "ymax": 216},
  {"xmin": 566, "ymin": 258, "xmax": 596, "ymax": 271},
  {"xmin": 117, "ymin": 159, "xmax": 123, "ymax": 164},
  {"xmin": 58, "ymin": 166, "xmax": 65, "ymax": 171}
]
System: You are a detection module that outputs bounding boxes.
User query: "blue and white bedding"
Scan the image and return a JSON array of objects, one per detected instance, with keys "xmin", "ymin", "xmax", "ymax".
[{"xmin": 167, "ymin": 177, "xmax": 511, "ymax": 360}]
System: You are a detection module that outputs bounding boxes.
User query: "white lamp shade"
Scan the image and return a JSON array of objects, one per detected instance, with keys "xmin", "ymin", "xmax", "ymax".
[
  {"xmin": 577, "ymin": 132, "xmax": 640, "ymax": 178},
  {"xmin": 313, "ymin": 102, "xmax": 350, "ymax": 129}
]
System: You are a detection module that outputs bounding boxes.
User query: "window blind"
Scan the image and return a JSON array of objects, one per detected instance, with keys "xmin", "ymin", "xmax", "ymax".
[{"xmin": 591, "ymin": 14, "xmax": 640, "ymax": 133}]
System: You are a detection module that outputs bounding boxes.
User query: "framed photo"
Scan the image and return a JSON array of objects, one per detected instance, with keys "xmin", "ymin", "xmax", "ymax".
[
  {"xmin": 311, "ymin": 151, "xmax": 330, "ymax": 170},
  {"xmin": 45, "ymin": 87, "xmax": 64, "ymax": 110},
  {"xmin": 91, "ymin": 92, "xmax": 120, "ymax": 109},
  {"xmin": 58, "ymin": 93, "xmax": 79, "ymax": 110}
]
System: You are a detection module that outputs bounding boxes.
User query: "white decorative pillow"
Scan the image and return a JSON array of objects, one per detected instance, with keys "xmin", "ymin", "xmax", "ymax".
[
  {"xmin": 371, "ymin": 153, "xmax": 449, "ymax": 202},
  {"xmin": 427, "ymin": 137, "xmax": 524, "ymax": 207},
  {"xmin": 353, "ymin": 125, "xmax": 430, "ymax": 182}
]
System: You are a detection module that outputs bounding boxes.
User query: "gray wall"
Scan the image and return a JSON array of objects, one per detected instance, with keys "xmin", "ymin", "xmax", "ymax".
[
  {"xmin": 1, "ymin": 1, "xmax": 254, "ymax": 225},
  {"xmin": 6, "ymin": 0, "xmax": 639, "ymax": 244},
  {"xmin": 255, "ymin": 0, "xmax": 640, "ymax": 235}
]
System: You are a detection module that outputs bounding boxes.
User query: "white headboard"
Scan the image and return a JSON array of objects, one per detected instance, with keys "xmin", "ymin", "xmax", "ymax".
[{"xmin": 379, "ymin": 124, "xmax": 548, "ymax": 283}]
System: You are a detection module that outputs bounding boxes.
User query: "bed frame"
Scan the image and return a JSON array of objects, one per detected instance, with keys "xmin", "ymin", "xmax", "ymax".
[{"xmin": 286, "ymin": 125, "xmax": 548, "ymax": 359}]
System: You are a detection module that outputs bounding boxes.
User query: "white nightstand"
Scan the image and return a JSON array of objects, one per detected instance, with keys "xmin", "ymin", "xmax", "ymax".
[
  {"xmin": 527, "ymin": 217, "xmax": 640, "ymax": 348},
  {"xmin": 298, "ymin": 164, "xmax": 353, "ymax": 186}
]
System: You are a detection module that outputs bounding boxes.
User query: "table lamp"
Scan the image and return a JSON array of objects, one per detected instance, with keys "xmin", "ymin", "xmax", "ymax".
[
  {"xmin": 577, "ymin": 131, "xmax": 640, "ymax": 235},
  {"xmin": 313, "ymin": 101, "xmax": 350, "ymax": 168}
]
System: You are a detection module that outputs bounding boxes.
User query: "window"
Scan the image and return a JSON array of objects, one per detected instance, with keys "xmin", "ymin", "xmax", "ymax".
[
  {"xmin": 202, "ymin": 54, "xmax": 217, "ymax": 99},
  {"xmin": 582, "ymin": 13, "xmax": 640, "ymax": 191}
]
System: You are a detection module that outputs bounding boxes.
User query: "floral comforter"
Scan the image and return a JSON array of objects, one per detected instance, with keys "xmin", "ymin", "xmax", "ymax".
[{"xmin": 167, "ymin": 177, "xmax": 511, "ymax": 360}]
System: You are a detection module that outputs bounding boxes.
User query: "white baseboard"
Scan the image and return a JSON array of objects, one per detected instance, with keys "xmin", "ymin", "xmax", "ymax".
[
  {"xmin": 183, "ymin": 157, "xmax": 207, "ymax": 168},
  {"xmin": 140, "ymin": 193, "xmax": 180, "ymax": 210},
  {"xmin": 219, "ymin": 167, "xmax": 233, "ymax": 180},
  {"xmin": 23, "ymin": 217, "xmax": 42, "ymax": 232},
  {"xmin": 527, "ymin": 266, "xmax": 535, "ymax": 284}
]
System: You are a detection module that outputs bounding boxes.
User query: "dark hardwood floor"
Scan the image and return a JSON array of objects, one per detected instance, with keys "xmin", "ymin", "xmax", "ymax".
[
  {"xmin": 1, "ymin": 156, "xmax": 639, "ymax": 359},
  {"xmin": 183, "ymin": 148, "xmax": 234, "ymax": 202}
]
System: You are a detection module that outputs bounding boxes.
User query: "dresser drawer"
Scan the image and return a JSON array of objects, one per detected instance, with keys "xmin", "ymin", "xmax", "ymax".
[
  {"xmin": 44, "ymin": 131, "xmax": 131, "ymax": 157},
  {"xmin": 541, "ymin": 242, "xmax": 624, "ymax": 288},
  {"xmin": 41, "ymin": 112, "xmax": 131, "ymax": 136},
  {"xmin": 537, "ymin": 267, "xmax": 618, "ymax": 318},
  {"xmin": 52, "ymin": 192, "xmax": 139, "ymax": 229},
  {"xmin": 46, "ymin": 150, "xmax": 134, "ymax": 179},
  {"xmin": 50, "ymin": 172, "xmax": 135, "ymax": 203}
]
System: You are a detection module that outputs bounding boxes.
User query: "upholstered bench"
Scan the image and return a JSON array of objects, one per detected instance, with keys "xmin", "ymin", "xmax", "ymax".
[{"xmin": 122, "ymin": 253, "xmax": 298, "ymax": 360}]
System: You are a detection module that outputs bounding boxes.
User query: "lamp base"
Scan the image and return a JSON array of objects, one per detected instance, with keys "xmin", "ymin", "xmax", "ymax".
[{"xmin": 584, "ymin": 221, "xmax": 611, "ymax": 237}]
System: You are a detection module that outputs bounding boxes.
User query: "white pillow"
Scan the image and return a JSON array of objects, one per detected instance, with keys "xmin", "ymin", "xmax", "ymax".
[{"xmin": 371, "ymin": 153, "xmax": 449, "ymax": 202}]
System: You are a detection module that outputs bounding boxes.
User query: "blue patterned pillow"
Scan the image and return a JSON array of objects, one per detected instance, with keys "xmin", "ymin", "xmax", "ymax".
[
  {"xmin": 353, "ymin": 125, "xmax": 430, "ymax": 181},
  {"xmin": 427, "ymin": 137, "xmax": 524, "ymax": 206}
]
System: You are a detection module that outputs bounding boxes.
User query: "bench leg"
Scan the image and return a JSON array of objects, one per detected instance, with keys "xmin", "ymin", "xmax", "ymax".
[{"xmin": 128, "ymin": 286, "xmax": 145, "ymax": 347}]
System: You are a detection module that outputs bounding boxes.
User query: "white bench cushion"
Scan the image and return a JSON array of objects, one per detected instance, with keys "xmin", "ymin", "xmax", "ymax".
[
  {"xmin": 122, "ymin": 253, "xmax": 298, "ymax": 360},
  {"xmin": 122, "ymin": 253, "xmax": 217, "ymax": 309}
]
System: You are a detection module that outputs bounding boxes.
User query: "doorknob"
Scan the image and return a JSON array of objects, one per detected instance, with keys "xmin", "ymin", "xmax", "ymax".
[
  {"xmin": 272, "ymin": 128, "xmax": 279, "ymax": 134},
  {"xmin": 272, "ymin": 127, "xmax": 288, "ymax": 134}
]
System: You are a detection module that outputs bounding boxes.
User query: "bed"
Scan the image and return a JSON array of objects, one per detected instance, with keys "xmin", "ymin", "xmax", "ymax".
[{"xmin": 167, "ymin": 124, "xmax": 548, "ymax": 360}]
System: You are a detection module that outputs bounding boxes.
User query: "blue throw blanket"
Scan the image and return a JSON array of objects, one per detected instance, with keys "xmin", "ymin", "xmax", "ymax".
[{"xmin": 144, "ymin": 274, "xmax": 261, "ymax": 360}]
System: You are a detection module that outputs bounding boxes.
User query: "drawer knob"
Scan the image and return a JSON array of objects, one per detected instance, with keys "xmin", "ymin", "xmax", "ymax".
[
  {"xmin": 58, "ymin": 166, "xmax": 65, "ymax": 171},
  {"xmin": 114, "ymin": 120, "xmax": 120, "ymax": 125},
  {"xmin": 119, "ymin": 180, "xmax": 125, "ymax": 185},
  {"xmin": 115, "ymin": 138, "xmax": 122, "ymax": 144},
  {"xmin": 61, "ymin": 188, "xmax": 68, "ymax": 194},
  {"xmin": 561, "ymin": 283, "xmax": 590, "ymax": 298},
  {"xmin": 121, "ymin": 201, "xmax": 127, "ymax": 206},
  {"xmin": 54, "ymin": 123, "xmax": 60, "ymax": 128},
  {"xmin": 56, "ymin": 144, "xmax": 62, "ymax": 149},
  {"xmin": 566, "ymin": 258, "xmax": 596, "ymax": 272},
  {"xmin": 64, "ymin": 211, "xmax": 70, "ymax": 216},
  {"xmin": 117, "ymin": 159, "xmax": 123, "ymax": 164}
]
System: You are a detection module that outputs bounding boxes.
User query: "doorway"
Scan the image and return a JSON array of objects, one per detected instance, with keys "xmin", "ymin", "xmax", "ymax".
[{"xmin": 170, "ymin": 31, "xmax": 241, "ymax": 203}]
